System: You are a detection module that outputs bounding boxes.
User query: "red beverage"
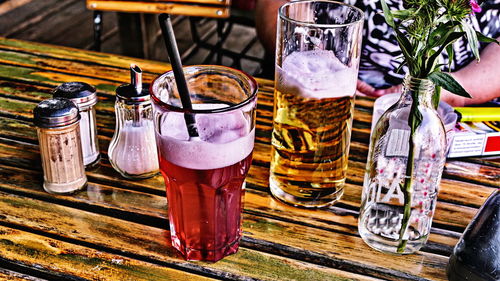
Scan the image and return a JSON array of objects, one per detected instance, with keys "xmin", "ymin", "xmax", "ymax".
[
  {"xmin": 159, "ymin": 153, "xmax": 252, "ymax": 261},
  {"xmin": 151, "ymin": 66, "xmax": 258, "ymax": 262}
]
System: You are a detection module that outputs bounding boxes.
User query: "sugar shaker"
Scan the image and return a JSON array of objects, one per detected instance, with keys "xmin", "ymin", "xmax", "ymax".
[
  {"xmin": 53, "ymin": 82, "xmax": 100, "ymax": 168},
  {"xmin": 34, "ymin": 98, "xmax": 87, "ymax": 194},
  {"xmin": 108, "ymin": 64, "xmax": 159, "ymax": 179}
]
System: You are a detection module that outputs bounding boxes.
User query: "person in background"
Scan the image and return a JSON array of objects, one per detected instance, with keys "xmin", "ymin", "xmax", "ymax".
[{"xmin": 255, "ymin": 0, "xmax": 500, "ymax": 106}]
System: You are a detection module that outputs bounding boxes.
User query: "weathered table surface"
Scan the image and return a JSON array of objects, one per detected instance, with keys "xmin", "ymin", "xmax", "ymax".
[{"xmin": 0, "ymin": 36, "xmax": 498, "ymax": 281}]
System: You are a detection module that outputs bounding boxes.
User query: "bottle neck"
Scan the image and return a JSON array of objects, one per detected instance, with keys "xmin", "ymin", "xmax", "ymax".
[{"xmin": 399, "ymin": 75, "xmax": 435, "ymax": 108}]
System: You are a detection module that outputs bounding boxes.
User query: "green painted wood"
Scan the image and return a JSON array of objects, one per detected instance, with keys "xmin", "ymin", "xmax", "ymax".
[
  {"xmin": 0, "ymin": 161, "xmax": 462, "ymax": 251},
  {"xmin": 0, "ymin": 225, "xmax": 217, "ymax": 281},
  {"xmin": 0, "ymin": 84, "xmax": 496, "ymax": 188},
  {"xmin": 0, "ymin": 37, "xmax": 171, "ymax": 74},
  {"xmin": 0, "ymin": 131, "xmax": 490, "ymax": 231},
  {"xmin": 0, "ymin": 191, "xmax": 390, "ymax": 281},
  {"xmin": 0, "ymin": 37, "xmax": 497, "ymax": 281}
]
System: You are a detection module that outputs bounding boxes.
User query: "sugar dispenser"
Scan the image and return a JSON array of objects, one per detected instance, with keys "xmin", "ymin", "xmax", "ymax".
[
  {"xmin": 108, "ymin": 64, "xmax": 159, "ymax": 179},
  {"xmin": 53, "ymin": 82, "xmax": 100, "ymax": 168},
  {"xmin": 34, "ymin": 98, "xmax": 87, "ymax": 194}
]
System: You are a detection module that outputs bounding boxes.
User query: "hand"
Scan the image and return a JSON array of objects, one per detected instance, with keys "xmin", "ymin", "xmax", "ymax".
[
  {"xmin": 356, "ymin": 80, "xmax": 375, "ymax": 96},
  {"xmin": 372, "ymin": 84, "xmax": 403, "ymax": 97},
  {"xmin": 356, "ymin": 80, "xmax": 403, "ymax": 97}
]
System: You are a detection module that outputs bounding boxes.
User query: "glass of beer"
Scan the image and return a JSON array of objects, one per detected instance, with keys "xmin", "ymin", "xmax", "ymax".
[
  {"xmin": 270, "ymin": 1, "xmax": 364, "ymax": 207},
  {"xmin": 151, "ymin": 66, "xmax": 258, "ymax": 262}
]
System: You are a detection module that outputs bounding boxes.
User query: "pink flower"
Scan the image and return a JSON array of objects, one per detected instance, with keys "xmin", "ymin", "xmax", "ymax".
[{"xmin": 470, "ymin": 0, "xmax": 482, "ymax": 13}]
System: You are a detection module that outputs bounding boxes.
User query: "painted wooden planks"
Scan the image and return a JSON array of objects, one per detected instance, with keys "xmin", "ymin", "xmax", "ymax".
[
  {"xmin": 0, "ymin": 71, "xmax": 495, "ymax": 231},
  {"xmin": 0, "ymin": 37, "xmax": 498, "ymax": 280},
  {"xmin": 0, "ymin": 76, "xmax": 495, "ymax": 189},
  {"xmin": 86, "ymin": 1, "xmax": 230, "ymax": 18},
  {"xmin": 0, "ymin": 189, "xmax": 446, "ymax": 281},
  {"xmin": 0, "ymin": 122, "xmax": 492, "ymax": 232},
  {"xmin": 0, "ymin": 225, "xmax": 217, "ymax": 281},
  {"xmin": 3, "ymin": 137, "xmax": 484, "ymax": 278},
  {"xmin": 0, "ymin": 191, "xmax": 393, "ymax": 281},
  {"xmin": 0, "ymin": 37, "xmax": 171, "ymax": 74}
]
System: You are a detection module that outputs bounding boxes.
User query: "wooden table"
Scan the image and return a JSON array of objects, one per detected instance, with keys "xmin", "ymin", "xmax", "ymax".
[{"xmin": 0, "ymin": 37, "xmax": 498, "ymax": 281}]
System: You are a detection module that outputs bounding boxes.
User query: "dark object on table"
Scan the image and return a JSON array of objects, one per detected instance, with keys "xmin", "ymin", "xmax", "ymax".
[{"xmin": 447, "ymin": 189, "xmax": 500, "ymax": 281}]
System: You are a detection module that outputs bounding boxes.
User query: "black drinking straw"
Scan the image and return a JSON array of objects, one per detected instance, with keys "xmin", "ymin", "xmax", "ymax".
[{"xmin": 158, "ymin": 13, "xmax": 198, "ymax": 137}]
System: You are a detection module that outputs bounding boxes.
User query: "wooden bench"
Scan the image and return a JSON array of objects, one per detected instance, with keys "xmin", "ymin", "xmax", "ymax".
[
  {"xmin": 86, "ymin": 0, "xmax": 231, "ymax": 52},
  {"xmin": 0, "ymin": 0, "xmax": 33, "ymax": 15},
  {"xmin": 86, "ymin": 0, "xmax": 231, "ymax": 18}
]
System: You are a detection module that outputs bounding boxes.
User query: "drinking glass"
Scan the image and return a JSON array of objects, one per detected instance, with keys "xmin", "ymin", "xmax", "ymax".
[
  {"xmin": 151, "ymin": 65, "xmax": 258, "ymax": 262},
  {"xmin": 270, "ymin": 0, "xmax": 364, "ymax": 207}
]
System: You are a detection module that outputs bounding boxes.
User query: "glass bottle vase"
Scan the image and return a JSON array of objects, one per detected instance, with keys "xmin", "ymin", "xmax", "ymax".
[{"xmin": 358, "ymin": 75, "xmax": 447, "ymax": 254}]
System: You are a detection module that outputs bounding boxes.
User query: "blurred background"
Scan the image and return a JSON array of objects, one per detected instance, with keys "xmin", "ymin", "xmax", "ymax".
[{"xmin": 0, "ymin": 0, "xmax": 268, "ymax": 76}]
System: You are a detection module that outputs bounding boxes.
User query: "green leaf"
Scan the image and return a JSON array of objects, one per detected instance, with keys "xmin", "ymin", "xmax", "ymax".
[
  {"xmin": 424, "ymin": 32, "xmax": 464, "ymax": 75},
  {"xmin": 392, "ymin": 9, "xmax": 415, "ymax": 20},
  {"xmin": 380, "ymin": 0, "xmax": 395, "ymax": 28},
  {"xmin": 395, "ymin": 59, "xmax": 407, "ymax": 74},
  {"xmin": 428, "ymin": 22, "xmax": 458, "ymax": 48},
  {"xmin": 432, "ymin": 86, "xmax": 441, "ymax": 109},
  {"xmin": 475, "ymin": 32, "xmax": 499, "ymax": 44},
  {"xmin": 428, "ymin": 71, "xmax": 471, "ymax": 98},
  {"xmin": 462, "ymin": 20, "xmax": 480, "ymax": 61},
  {"xmin": 394, "ymin": 28, "xmax": 415, "ymax": 70},
  {"xmin": 445, "ymin": 44, "xmax": 454, "ymax": 69}
]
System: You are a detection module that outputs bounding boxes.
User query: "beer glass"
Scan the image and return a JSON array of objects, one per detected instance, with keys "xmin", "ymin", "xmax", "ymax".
[
  {"xmin": 151, "ymin": 66, "xmax": 258, "ymax": 262},
  {"xmin": 270, "ymin": 1, "xmax": 364, "ymax": 207}
]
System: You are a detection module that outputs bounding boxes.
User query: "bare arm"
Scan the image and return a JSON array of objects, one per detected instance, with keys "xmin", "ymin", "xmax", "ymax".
[
  {"xmin": 255, "ymin": 0, "xmax": 500, "ymax": 105},
  {"xmin": 441, "ymin": 39, "xmax": 500, "ymax": 106},
  {"xmin": 371, "ymin": 39, "xmax": 500, "ymax": 106}
]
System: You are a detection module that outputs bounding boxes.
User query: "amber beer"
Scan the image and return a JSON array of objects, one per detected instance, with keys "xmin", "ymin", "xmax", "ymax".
[
  {"xmin": 270, "ymin": 89, "xmax": 354, "ymax": 207},
  {"xmin": 270, "ymin": 1, "xmax": 363, "ymax": 207},
  {"xmin": 270, "ymin": 51, "xmax": 356, "ymax": 207}
]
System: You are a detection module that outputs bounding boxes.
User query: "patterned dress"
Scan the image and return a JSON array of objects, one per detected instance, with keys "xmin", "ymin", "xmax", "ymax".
[{"xmin": 348, "ymin": 0, "xmax": 500, "ymax": 88}]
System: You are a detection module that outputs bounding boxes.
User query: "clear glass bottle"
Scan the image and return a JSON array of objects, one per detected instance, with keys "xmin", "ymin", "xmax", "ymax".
[
  {"xmin": 34, "ymin": 98, "xmax": 87, "ymax": 194},
  {"xmin": 358, "ymin": 75, "xmax": 447, "ymax": 254},
  {"xmin": 53, "ymin": 82, "xmax": 100, "ymax": 168},
  {"xmin": 108, "ymin": 65, "xmax": 159, "ymax": 179}
]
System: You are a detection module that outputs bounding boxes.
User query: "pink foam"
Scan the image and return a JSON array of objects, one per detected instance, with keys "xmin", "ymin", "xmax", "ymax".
[{"xmin": 156, "ymin": 107, "xmax": 254, "ymax": 170}]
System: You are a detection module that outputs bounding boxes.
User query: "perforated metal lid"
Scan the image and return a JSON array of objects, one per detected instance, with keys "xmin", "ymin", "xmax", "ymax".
[
  {"xmin": 52, "ymin": 82, "xmax": 97, "ymax": 108},
  {"xmin": 33, "ymin": 98, "xmax": 80, "ymax": 128}
]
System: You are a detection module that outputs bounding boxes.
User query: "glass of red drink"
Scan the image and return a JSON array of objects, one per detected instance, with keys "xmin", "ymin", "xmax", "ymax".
[{"xmin": 151, "ymin": 65, "xmax": 258, "ymax": 262}]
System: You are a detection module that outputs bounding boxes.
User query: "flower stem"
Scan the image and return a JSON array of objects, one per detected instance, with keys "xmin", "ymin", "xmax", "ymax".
[{"xmin": 397, "ymin": 93, "xmax": 419, "ymax": 253}]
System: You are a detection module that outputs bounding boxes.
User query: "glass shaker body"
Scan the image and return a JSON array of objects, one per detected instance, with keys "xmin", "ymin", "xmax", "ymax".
[
  {"xmin": 37, "ymin": 123, "xmax": 87, "ymax": 193},
  {"xmin": 78, "ymin": 104, "xmax": 100, "ymax": 167},
  {"xmin": 53, "ymin": 82, "xmax": 100, "ymax": 168},
  {"xmin": 108, "ymin": 89, "xmax": 159, "ymax": 179},
  {"xmin": 34, "ymin": 98, "xmax": 87, "ymax": 194}
]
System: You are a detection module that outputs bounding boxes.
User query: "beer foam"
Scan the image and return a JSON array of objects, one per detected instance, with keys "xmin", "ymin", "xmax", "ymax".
[
  {"xmin": 277, "ymin": 50, "xmax": 357, "ymax": 99},
  {"xmin": 157, "ymin": 105, "xmax": 254, "ymax": 170}
]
